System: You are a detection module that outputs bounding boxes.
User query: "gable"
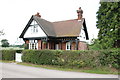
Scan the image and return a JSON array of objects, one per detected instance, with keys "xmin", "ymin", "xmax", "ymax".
[
  {"xmin": 24, "ymin": 20, "xmax": 47, "ymax": 38},
  {"xmin": 77, "ymin": 26, "xmax": 86, "ymax": 41}
]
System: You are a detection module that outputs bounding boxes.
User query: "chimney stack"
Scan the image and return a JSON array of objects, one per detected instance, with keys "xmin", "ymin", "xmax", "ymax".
[
  {"xmin": 35, "ymin": 12, "xmax": 41, "ymax": 17},
  {"xmin": 77, "ymin": 7, "xmax": 83, "ymax": 20}
]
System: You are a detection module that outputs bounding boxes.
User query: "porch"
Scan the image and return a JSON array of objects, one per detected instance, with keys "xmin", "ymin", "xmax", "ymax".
[{"xmin": 24, "ymin": 37, "xmax": 88, "ymax": 50}]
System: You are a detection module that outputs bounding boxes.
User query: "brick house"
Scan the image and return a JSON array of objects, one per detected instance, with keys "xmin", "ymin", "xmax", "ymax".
[{"xmin": 19, "ymin": 7, "xmax": 89, "ymax": 50}]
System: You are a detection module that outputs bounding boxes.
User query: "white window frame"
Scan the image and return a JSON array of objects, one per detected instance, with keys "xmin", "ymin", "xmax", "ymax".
[
  {"xmin": 55, "ymin": 44, "xmax": 59, "ymax": 50},
  {"xmin": 30, "ymin": 20, "xmax": 38, "ymax": 33},
  {"xmin": 66, "ymin": 42, "xmax": 71, "ymax": 50},
  {"xmin": 29, "ymin": 40, "xmax": 38, "ymax": 50}
]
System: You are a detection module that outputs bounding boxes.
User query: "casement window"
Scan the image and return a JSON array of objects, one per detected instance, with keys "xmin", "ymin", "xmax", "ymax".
[
  {"xmin": 29, "ymin": 40, "xmax": 38, "ymax": 50},
  {"xmin": 30, "ymin": 20, "xmax": 38, "ymax": 33},
  {"xmin": 66, "ymin": 42, "xmax": 71, "ymax": 50}
]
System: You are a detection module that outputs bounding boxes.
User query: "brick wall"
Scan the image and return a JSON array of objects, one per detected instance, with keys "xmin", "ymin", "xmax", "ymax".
[
  {"xmin": 78, "ymin": 41, "xmax": 88, "ymax": 50},
  {"xmin": 42, "ymin": 42, "xmax": 47, "ymax": 50},
  {"xmin": 38, "ymin": 40, "xmax": 41, "ymax": 50},
  {"xmin": 62, "ymin": 42, "xmax": 66, "ymax": 50},
  {"xmin": 25, "ymin": 40, "xmax": 29, "ymax": 44},
  {"xmin": 71, "ymin": 42, "xmax": 76, "ymax": 50}
]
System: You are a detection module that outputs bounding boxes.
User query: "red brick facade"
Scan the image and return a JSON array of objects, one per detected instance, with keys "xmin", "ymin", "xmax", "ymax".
[
  {"xmin": 25, "ymin": 40, "xmax": 29, "ymax": 44},
  {"xmin": 38, "ymin": 40, "xmax": 41, "ymax": 50},
  {"xmin": 78, "ymin": 41, "xmax": 88, "ymax": 50},
  {"xmin": 25, "ymin": 40, "xmax": 88, "ymax": 50}
]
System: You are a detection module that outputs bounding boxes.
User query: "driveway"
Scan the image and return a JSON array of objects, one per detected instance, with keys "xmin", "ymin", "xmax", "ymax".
[{"xmin": 0, "ymin": 62, "xmax": 118, "ymax": 78}]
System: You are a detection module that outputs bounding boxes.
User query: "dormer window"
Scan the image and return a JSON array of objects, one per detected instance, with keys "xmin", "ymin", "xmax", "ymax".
[{"xmin": 30, "ymin": 20, "xmax": 38, "ymax": 33}]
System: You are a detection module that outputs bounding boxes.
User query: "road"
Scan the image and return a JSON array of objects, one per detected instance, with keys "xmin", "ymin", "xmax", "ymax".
[{"xmin": 0, "ymin": 62, "xmax": 118, "ymax": 78}]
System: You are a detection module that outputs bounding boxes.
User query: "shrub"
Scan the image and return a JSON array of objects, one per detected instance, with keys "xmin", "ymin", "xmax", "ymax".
[
  {"xmin": 22, "ymin": 49, "xmax": 120, "ymax": 69},
  {"xmin": 22, "ymin": 50, "xmax": 57, "ymax": 65},
  {"xmin": 1, "ymin": 50, "xmax": 16, "ymax": 60}
]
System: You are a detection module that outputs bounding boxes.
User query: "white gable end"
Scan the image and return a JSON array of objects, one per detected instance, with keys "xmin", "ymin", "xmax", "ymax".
[
  {"xmin": 77, "ymin": 26, "xmax": 86, "ymax": 41},
  {"xmin": 24, "ymin": 20, "xmax": 47, "ymax": 38}
]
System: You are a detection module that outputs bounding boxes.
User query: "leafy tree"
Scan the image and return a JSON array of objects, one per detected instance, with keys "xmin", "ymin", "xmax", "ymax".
[
  {"xmin": 1, "ymin": 39, "xmax": 9, "ymax": 47},
  {"xmin": 96, "ymin": 2, "xmax": 120, "ymax": 49}
]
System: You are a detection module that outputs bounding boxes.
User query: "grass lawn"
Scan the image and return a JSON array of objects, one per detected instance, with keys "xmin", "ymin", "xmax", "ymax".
[{"xmin": 17, "ymin": 62, "xmax": 119, "ymax": 75}]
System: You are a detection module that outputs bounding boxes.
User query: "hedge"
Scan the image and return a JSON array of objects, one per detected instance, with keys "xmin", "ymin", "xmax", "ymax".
[
  {"xmin": 1, "ymin": 50, "xmax": 16, "ymax": 60},
  {"xmin": 0, "ymin": 50, "xmax": 23, "ymax": 61},
  {"xmin": 22, "ymin": 49, "xmax": 120, "ymax": 69}
]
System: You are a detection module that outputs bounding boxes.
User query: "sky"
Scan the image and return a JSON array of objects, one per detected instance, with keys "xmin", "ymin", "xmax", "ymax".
[{"xmin": 0, "ymin": 0, "xmax": 100, "ymax": 45}]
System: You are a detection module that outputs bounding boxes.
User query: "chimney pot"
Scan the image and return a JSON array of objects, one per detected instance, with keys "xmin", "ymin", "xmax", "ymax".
[
  {"xmin": 76, "ymin": 7, "xmax": 83, "ymax": 20},
  {"xmin": 35, "ymin": 12, "xmax": 41, "ymax": 17}
]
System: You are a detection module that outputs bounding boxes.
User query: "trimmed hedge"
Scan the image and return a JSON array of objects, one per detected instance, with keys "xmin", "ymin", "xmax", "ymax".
[
  {"xmin": 22, "ymin": 49, "xmax": 120, "ymax": 69},
  {"xmin": 22, "ymin": 50, "xmax": 56, "ymax": 65},
  {"xmin": 1, "ymin": 50, "xmax": 16, "ymax": 60}
]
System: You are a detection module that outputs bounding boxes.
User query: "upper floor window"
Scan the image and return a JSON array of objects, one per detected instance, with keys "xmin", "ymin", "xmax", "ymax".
[{"xmin": 30, "ymin": 20, "xmax": 38, "ymax": 33}]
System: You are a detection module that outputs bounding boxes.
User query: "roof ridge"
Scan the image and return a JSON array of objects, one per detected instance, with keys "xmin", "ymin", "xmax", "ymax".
[{"xmin": 52, "ymin": 19, "xmax": 77, "ymax": 23}]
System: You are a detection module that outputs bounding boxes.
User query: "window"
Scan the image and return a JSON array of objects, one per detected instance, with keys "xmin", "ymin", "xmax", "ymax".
[
  {"xmin": 30, "ymin": 20, "xmax": 38, "ymax": 33},
  {"xmin": 55, "ymin": 44, "xmax": 59, "ymax": 50},
  {"xmin": 29, "ymin": 40, "xmax": 38, "ymax": 49},
  {"xmin": 66, "ymin": 42, "xmax": 71, "ymax": 50}
]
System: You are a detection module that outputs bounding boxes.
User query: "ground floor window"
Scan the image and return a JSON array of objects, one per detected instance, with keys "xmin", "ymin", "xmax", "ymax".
[
  {"xmin": 55, "ymin": 44, "xmax": 59, "ymax": 50},
  {"xmin": 29, "ymin": 40, "xmax": 38, "ymax": 49},
  {"xmin": 66, "ymin": 42, "xmax": 71, "ymax": 50}
]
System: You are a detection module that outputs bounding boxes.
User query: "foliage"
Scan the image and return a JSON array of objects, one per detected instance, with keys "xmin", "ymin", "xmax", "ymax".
[
  {"xmin": 1, "ymin": 39, "xmax": 10, "ymax": 47},
  {"xmin": 89, "ymin": 39, "xmax": 102, "ymax": 50},
  {"xmin": 1, "ymin": 50, "xmax": 16, "ymax": 60},
  {"xmin": 10, "ymin": 44, "xmax": 24, "ymax": 48},
  {"xmin": 96, "ymin": 2, "xmax": 120, "ymax": 49},
  {"xmin": 22, "ymin": 50, "xmax": 120, "ymax": 69},
  {"xmin": 24, "ymin": 44, "xmax": 29, "ymax": 49},
  {"xmin": 22, "ymin": 50, "xmax": 57, "ymax": 65}
]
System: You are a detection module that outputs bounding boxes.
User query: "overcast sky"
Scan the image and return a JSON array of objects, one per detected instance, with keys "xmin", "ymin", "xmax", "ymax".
[{"xmin": 0, "ymin": 0, "xmax": 100, "ymax": 45}]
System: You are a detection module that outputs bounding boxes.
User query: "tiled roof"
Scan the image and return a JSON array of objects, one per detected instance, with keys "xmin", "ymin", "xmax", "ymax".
[
  {"xmin": 34, "ymin": 15, "xmax": 85, "ymax": 37},
  {"xmin": 33, "ymin": 16, "xmax": 56, "ymax": 37},
  {"xmin": 20, "ymin": 15, "xmax": 88, "ymax": 39},
  {"xmin": 53, "ymin": 19, "xmax": 84, "ymax": 37}
]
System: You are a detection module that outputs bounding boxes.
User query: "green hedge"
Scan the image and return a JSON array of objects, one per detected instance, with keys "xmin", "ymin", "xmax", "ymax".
[
  {"xmin": 1, "ymin": 50, "xmax": 16, "ymax": 60},
  {"xmin": 22, "ymin": 49, "xmax": 120, "ymax": 69},
  {"xmin": 22, "ymin": 50, "xmax": 57, "ymax": 65}
]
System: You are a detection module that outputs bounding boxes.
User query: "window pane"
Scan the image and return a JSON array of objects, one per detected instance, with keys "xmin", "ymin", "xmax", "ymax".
[{"xmin": 35, "ymin": 40, "xmax": 37, "ymax": 43}]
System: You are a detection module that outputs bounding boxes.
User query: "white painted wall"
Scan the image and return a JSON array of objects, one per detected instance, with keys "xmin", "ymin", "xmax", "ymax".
[
  {"xmin": 24, "ymin": 20, "xmax": 47, "ymax": 38},
  {"xmin": 77, "ymin": 26, "xmax": 86, "ymax": 41}
]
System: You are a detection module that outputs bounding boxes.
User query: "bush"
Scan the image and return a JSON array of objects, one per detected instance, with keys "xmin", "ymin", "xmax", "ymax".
[
  {"xmin": 22, "ymin": 49, "xmax": 120, "ymax": 69},
  {"xmin": 1, "ymin": 50, "xmax": 16, "ymax": 60},
  {"xmin": 22, "ymin": 50, "xmax": 57, "ymax": 65}
]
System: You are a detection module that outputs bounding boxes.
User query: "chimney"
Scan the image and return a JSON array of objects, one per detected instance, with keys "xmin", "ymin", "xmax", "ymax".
[
  {"xmin": 77, "ymin": 7, "xmax": 83, "ymax": 20},
  {"xmin": 35, "ymin": 12, "xmax": 41, "ymax": 17}
]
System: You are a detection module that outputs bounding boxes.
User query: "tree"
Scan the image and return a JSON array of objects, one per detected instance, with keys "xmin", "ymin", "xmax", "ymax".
[
  {"xmin": 96, "ymin": 2, "xmax": 120, "ymax": 49},
  {"xmin": 1, "ymin": 39, "xmax": 9, "ymax": 47}
]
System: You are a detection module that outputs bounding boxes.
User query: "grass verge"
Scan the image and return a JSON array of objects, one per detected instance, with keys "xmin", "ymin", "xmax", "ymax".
[
  {"xmin": 17, "ymin": 62, "xmax": 118, "ymax": 75},
  {"xmin": 0, "ymin": 60, "xmax": 15, "ymax": 63}
]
